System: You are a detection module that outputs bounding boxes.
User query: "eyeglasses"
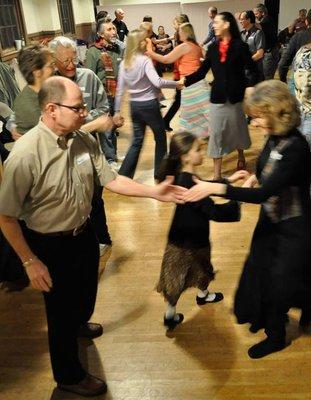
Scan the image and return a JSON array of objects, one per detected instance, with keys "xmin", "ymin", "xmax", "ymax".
[
  {"xmin": 56, "ymin": 57, "xmax": 79, "ymax": 67},
  {"xmin": 53, "ymin": 103, "xmax": 87, "ymax": 113}
]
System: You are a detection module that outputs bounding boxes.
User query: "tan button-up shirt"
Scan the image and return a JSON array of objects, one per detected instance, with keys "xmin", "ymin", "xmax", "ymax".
[{"xmin": 0, "ymin": 120, "xmax": 117, "ymax": 233}]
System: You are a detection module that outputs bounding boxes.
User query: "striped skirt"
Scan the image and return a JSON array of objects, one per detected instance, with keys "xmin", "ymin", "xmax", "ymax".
[{"xmin": 180, "ymin": 79, "xmax": 210, "ymax": 137}]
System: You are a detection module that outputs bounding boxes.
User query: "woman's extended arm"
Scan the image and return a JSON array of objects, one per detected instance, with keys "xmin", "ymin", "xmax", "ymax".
[
  {"xmin": 146, "ymin": 39, "xmax": 189, "ymax": 64},
  {"xmin": 183, "ymin": 138, "xmax": 304, "ymax": 204},
  {"xmin": 144, "ymin": 58, "xmax": 178, "ymax": 89}
]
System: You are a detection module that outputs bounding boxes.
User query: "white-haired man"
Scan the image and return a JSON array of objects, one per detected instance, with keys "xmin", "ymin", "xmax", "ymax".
[{"xmin": 49, "ymin": 36, "xmax": 119, "ymax": 255}]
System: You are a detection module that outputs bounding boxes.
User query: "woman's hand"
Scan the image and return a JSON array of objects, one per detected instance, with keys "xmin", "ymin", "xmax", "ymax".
[
  {"xmin": 242, "ymin": 174, "xmax": 258, "ymax": 188},
  {"xmin": 183, "ymin": 177, "xmax": 226, "ymax": 202},
  {"xmin": 176, "ymin": 77, "xmax": 185, "ymax": 90},
  {"xmin": 227, "ymin": 170, "xmax": 250, "ymax": 183}
]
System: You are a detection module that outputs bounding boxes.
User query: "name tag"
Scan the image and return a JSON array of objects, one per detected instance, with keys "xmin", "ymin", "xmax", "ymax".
[
  {"xmin": 270, "ymin": 150, "xmax": 283, "ymax": 160},
  {"xmin": 76, "ymin": 153, "xmax": 90, "ymax": 165}
]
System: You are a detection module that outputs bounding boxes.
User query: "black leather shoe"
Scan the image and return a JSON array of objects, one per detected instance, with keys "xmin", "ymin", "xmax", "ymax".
[
  {"xmin": 78, "ymin": 323, "xmax": 103, "ymax": 339},
  {"xmin": 196, "ymin": 292, "xmax": 224, "ymax": 305},
  {"xmin": 164, "ymin": 125, "xmax": 173, "ymax": 132},
  {"xmin": 58, "ymin": 373, "xmax": 107, "ymax": 397},
  {"xmin": 164, "ymin": 313, "xmax": 184, "ymax": 330},
  {"xmin": 248, "ymin": 338, "xmax": 286, "ymax": 359}
]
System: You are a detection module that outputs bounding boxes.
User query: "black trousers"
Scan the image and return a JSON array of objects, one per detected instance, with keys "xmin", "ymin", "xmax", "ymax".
[
  {"xmin": 90, "ymin": 184, "xmax": 111, "ymax": 245},
  {"xmin": 24, "ymin": 223, "xmax": 99, "ymax": 384},
  {"xmin": 163, "ymin": 88, "xmax": 181, "ymax": 127}
]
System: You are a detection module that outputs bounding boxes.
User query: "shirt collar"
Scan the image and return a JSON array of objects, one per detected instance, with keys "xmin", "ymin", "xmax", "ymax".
[{"xmin": 38, "ymin": 119, "xmax": 76, "ymax": 149}]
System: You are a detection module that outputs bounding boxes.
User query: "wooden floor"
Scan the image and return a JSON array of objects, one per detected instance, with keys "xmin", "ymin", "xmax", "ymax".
[{"xmin": 1, "ymin": 81, "xmax": 311, "ymax": 400}]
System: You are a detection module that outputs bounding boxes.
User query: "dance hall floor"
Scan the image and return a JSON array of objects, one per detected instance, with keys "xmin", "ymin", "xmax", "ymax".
[{"xmin": 0, "ymin": 81, "xmax": 310, "ymax": 400}]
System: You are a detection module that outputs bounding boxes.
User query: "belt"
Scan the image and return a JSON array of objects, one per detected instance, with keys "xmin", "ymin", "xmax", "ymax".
[{"xmin": 28, "ymin": 221, "xmax": 88, "ymax": 237}]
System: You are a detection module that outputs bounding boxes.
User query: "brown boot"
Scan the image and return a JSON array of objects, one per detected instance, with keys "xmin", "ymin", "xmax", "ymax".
[{"xmin": 58, "ymin": 373, "xmax": 107, "ymax": 397}]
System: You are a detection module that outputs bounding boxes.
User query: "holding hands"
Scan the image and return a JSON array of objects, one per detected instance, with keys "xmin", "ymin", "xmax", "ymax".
[
  {"xmin": 227, "ymin": 170, "xmax": 250, "ymax": 183},
  {"xmin": 113, "ymin": 113, "xmax": 124, "ymax": 128},
  {"xmin": 242, "ymin": 174, "xmax": 258, "ymax": 188},
  {"xmin": 183, "ymin": 170, "xmax": 252, "ymax": 202}
]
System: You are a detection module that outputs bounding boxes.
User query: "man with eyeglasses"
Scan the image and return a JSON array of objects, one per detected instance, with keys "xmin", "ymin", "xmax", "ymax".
[
  {"xmin": 0, "ymin": 76, "xmax": 185, "ymax": 397},
  {"xmin": 49, "ymin": 36, "xmax": 119, "ymax": 257}
]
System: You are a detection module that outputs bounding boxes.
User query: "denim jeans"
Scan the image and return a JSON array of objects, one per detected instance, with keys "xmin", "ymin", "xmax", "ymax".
[
  {"xmin": 119, "ymin": 99, "xmax": 167, "ymax": 179},
  {"xmin": 98, "ymin": 96, "xmax": 117, "ymax": 163}
]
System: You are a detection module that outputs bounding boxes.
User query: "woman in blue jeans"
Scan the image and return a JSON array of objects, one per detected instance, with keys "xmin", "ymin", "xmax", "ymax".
[{"xmin": 114, "ymin": 29, "xmax": 181, "ymax": 179}]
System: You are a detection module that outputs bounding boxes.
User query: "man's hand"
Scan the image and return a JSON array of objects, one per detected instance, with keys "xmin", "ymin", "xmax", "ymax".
[
  {"xmin": 93, "ymin": 115, "xmax": 114, "ymax": 132},
  {"xmin": 113, "ymin": 113, "xmax": 124, "ymax": 128},
  {"xmin": 25, "ymin": 259, "xmax": 53, "ymax": 292},
  {"xmin": 12, "ymin": 127, "xmax": 22, "ymax": 141},
  {"xmin": 153, "ymin": 176, "xmax": 187, "ymax": 203},
  {"xmin": 227, "ymin": 170, "xmax": 250, "ymax": 183}
]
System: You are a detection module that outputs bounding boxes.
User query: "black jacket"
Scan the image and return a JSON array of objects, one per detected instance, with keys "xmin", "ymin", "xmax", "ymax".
[{"xmin": 185, "ymin": 39, "xmax": 259, "ymax": 104}]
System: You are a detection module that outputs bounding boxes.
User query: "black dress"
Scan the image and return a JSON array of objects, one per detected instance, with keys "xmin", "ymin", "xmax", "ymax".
[
  {"xmin": 225, "ymin": 129, "xmax": 311, "ymax": 340},
  {"xmin": 157, "ymin": 172, "xmax": 240, "ymax": 306}
]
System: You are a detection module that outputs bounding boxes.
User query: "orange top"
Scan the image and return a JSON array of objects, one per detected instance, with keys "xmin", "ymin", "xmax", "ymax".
[{"xmin": 178, "ymin": 42, "xmax": 203, "ymax": 77}]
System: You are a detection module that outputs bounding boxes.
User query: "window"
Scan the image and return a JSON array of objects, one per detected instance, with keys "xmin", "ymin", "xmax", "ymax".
[
  {"xmin": 0, "ymin": 0, "xmax": 24, "ymax": 52},
  {"xmin": 57, "ymin": 0, "xmax": 75, "ymax": 35}
]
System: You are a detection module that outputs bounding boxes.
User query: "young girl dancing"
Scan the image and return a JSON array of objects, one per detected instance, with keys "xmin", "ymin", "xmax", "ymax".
[{"xmin": 157, "ymin": 131, "xmax": 245, "ymax": 330}]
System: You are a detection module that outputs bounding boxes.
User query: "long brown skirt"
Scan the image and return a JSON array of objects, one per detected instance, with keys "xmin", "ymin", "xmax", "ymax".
[{"xmin": 157, "ymin": 243, "xmax": 215, "ymax": 306}]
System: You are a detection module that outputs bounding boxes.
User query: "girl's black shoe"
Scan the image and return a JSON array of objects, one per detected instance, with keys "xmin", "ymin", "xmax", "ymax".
[
  {"xmin": 196, "ymin": 292, "xmax": 224, "ymax": 305},
  {"xmin": 248, "ymin": 338, "xmax": 286, "ymax": 359},
  {"xmin": 164, "ymin": 313, "xmax": 184, "ymax": 330}
]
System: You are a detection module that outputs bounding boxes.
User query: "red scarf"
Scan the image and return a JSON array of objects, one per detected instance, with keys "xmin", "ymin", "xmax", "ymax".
[
  {"xmin": 219, "ymin": 39, "xmax": 231, "ymax": 63},
  {"xmin": 95, "ymin": 39, "xmax": 118, "ymax": 97}
]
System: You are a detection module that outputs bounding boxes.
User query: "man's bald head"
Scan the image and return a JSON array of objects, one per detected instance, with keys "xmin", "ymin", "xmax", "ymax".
[
  {"xmin": 38, "ymin": 76, "xmax": 81, "ymax": 110},
  {"xmin": 115, "ymin": 9, "xmax": 124, "ymax": 20}
]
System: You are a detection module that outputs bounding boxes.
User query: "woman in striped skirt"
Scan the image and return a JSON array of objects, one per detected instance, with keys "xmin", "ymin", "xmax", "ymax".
[
  {"xmin": 184, "ymin": 12, "xmax": 259, "ymax": 180},
  {"xmin": 146, "ymin": 23, "xmax": 210, "ymax": 138}
]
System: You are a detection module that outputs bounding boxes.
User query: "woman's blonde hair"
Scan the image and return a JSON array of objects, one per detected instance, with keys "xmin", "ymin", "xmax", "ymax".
[
  {"xmin": 174, "ymin": 14, "xmax": 189, "ymax": 26},
  {"xmin": 124, "ymin": 29, "xmax": 147, "ymax": 69},
  {"xmin": 179, "ymin": 22, "xmax": 198, "ymax": 45},
  {"xmin": 244, "ymin": 80, "xmax": 301, "ymax": 135}
]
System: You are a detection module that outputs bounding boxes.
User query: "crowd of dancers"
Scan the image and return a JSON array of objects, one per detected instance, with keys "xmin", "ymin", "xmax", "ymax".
[{"xmin": 0, "ymin": 3, "xmax": 310, "ymax": 397}]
